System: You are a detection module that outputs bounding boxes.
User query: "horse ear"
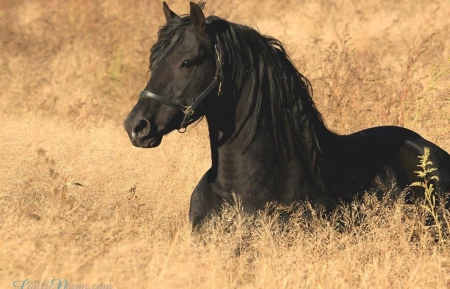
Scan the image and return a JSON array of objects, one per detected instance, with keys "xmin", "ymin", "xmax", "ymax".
[
  {"xmin": 163, "ymin": 1, "xmax": 178, "ymax": 23},
  {"xmin": 190, "ymin": 2, "xmax": 206, "ymax": 35}
]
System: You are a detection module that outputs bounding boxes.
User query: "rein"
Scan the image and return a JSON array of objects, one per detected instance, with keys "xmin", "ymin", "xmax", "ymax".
[{"xmin": 139, "ymin": 44, "xmax": 223, "ymax": 133}]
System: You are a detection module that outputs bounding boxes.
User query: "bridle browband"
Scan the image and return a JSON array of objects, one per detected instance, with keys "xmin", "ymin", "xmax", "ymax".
[{"xmin": 139, "ymin": 44, "xmax": 223, "ymax": 133}]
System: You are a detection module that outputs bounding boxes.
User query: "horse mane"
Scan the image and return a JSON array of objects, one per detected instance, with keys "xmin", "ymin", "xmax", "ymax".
[
  {"xmin": 207, "ymin": 17, "xmax": 328, "ymax": 174},
  {"xmin": 149, "ymin": 10, "xmax": 329, "ymax": 179}
]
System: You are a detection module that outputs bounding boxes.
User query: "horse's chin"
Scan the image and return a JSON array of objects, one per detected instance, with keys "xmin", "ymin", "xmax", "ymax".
[
  {"xmin": 146, "ymin": 136, "xmax": 163, "ymax": 148},
  {"xmin": 131, "ymin": 135, "xmax": 163, "ymax": 148}
]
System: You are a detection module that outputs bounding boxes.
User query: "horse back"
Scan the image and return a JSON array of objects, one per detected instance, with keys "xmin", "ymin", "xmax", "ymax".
[{"xmin": 324, "ymin": 126, "xmax": 450, "ymax": 199}]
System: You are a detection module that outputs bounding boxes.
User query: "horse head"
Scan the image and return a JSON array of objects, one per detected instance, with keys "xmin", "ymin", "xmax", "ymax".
[{"xmin": 124, "ymin": 2, "xmax": 220, "ymax": 148}]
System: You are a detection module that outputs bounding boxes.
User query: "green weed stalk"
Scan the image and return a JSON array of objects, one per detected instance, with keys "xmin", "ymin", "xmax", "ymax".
[{"xmin": 410, "ymin": 147, "xmax": 443, "ymax": 242}]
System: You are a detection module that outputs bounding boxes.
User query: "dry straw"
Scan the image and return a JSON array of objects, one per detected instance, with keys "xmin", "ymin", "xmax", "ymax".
[{"xmin": 1, "ymin": 0, "xmax": 450, "ymax": 287}]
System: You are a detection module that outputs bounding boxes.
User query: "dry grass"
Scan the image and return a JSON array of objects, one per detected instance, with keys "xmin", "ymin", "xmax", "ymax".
[{"xmin": 1, "ymin": 0, "xmax": 450, "ymax": 288}]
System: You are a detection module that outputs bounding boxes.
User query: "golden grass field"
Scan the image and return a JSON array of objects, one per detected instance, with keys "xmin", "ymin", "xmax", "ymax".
[{"xmin": 1, "ymin": 0, "xmax": 450, "ymax": 288}]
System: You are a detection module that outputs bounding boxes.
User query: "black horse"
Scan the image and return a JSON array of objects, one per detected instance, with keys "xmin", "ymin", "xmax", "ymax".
[{"xmin": 124, "ymin": 2, "xmax": 450, "ymax": 227}]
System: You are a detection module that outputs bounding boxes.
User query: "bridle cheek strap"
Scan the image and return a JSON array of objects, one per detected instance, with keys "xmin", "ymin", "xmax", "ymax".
[
  {"xmin": 138, "ymin": 44, "xmax": 223, "ymax": 133},
  {"xmin": 139, "ymin": 77, "xmax": 219, "ymax": 132}
]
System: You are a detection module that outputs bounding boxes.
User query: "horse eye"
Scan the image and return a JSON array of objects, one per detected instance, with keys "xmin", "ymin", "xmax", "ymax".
[{"xmin": 181, "ymin": 60, "xmax": 195, "ymax": 68}]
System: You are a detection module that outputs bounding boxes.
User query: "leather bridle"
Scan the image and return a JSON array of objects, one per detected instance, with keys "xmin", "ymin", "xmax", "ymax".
[{"xmin": 139, "ymin": 45, "xmax": 223, "ymax": 133}]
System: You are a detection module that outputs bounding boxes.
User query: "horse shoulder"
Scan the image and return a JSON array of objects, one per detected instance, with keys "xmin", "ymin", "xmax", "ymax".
[{"xmin": 189, "ymin": 169, "xmax": 230, "ymax": 228}]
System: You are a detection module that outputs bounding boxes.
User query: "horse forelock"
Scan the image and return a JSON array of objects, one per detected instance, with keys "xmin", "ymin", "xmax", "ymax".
[
  {"xmin": 149, "ymin": 14, "xmax": 211, "ymax": 70},
  {"xmin": 149, "ymin": 17, "xmax": 189, "ymax": 69}
]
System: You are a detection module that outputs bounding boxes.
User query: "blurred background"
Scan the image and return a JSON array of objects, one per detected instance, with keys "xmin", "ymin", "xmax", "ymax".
[{"xmin": 1, "ymin": 0, "xmax": 450, "ymax": 287}]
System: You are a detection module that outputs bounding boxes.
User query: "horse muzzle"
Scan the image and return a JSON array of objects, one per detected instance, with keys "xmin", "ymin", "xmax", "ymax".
[{"xmin": 125, "ymin": 118, "xmax": 162, "ymax": 148}]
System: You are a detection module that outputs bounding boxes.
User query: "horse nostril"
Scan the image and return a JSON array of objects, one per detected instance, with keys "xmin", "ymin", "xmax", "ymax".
[{"xmin": 132, "ymin": 119, "xmax": 151, "ymax": 140}]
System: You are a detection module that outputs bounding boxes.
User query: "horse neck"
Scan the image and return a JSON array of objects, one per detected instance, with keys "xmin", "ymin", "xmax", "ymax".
[
  {"xmin": 204, "ymin": 93, "xmax": 322, "ymax": 182},
  {"xmin": 205, "ymin": 85, "xmax": 340, "ymax": 200},
  {"xmin": 204, "ymin": 107, "xmax": 278, "ymax": 189}
]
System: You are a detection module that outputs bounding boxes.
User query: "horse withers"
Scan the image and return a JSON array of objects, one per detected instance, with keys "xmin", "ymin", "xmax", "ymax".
[{"xmin": 124, "ymin": 2, "xmax": 450, "ymax": 228}]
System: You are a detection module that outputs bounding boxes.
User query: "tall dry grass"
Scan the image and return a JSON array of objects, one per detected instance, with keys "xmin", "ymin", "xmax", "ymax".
[{"xmin": 1, "ymin": 0, "xmax": 450, "ymax": 288}]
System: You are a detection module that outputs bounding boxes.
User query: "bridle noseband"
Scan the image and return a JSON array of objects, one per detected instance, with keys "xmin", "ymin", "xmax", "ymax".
[{"xmin": 139, "ymin": 45, "xmax": 223, "ymax": 133}]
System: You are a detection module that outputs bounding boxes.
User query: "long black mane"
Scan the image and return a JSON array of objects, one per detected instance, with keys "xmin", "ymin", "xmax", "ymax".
[
  {"xmin": 151, "ymin": 13, "xmax": 330, "ymax": 178},
  {"xmin": 208, "ymin": 17, "xmax": 328, "ymax": 166}
]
